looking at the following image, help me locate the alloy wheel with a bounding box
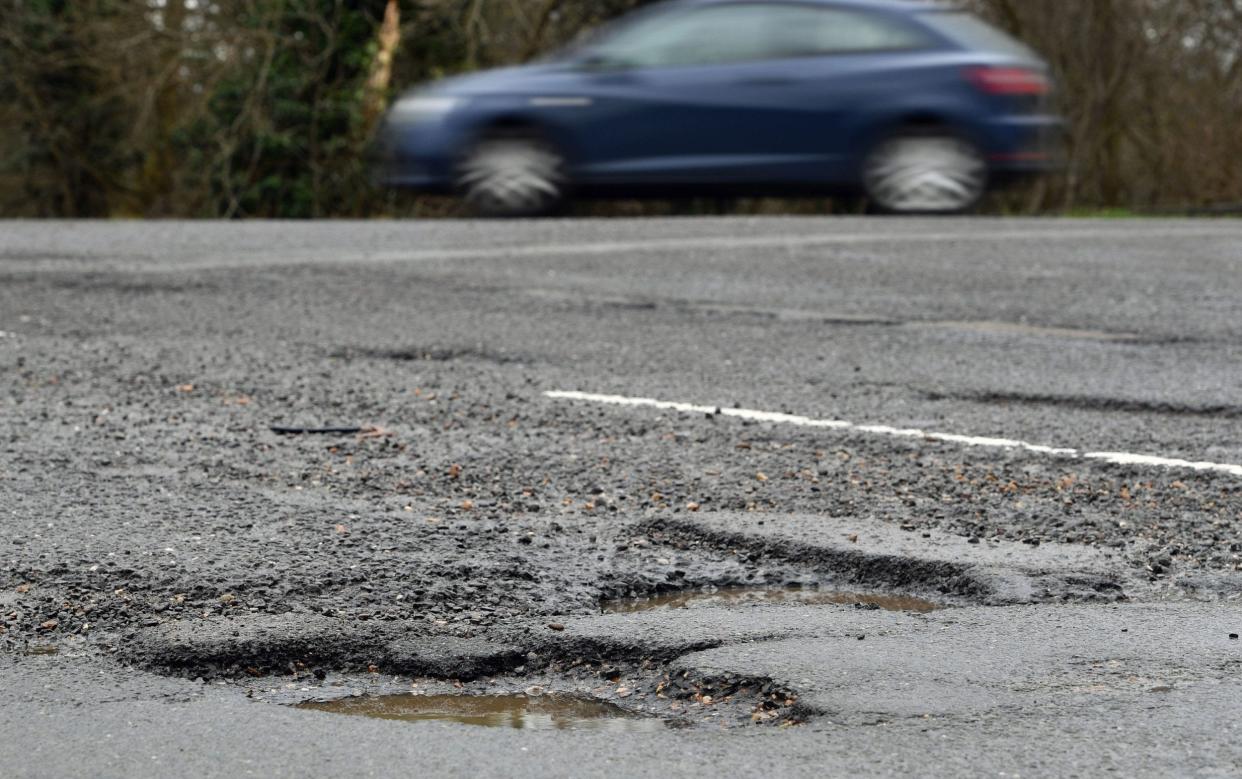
[457,137,566,217]
[863,135,987,214]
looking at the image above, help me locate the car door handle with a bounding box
[737,77,796,87]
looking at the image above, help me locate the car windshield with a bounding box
[577,3,933,69]
[919,11,1038,59]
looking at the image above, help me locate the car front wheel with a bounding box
[456,133,567,218]
[863,132,987,215]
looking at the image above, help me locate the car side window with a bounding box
[589,5,774,69]
[763,6,933,57]
[588,3,932,70]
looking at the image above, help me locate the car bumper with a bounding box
[372,117,462,192]
[982,115,1066,175]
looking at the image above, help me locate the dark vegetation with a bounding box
[2,0,1239,217]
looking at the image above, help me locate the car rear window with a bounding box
[920,11,1037,59]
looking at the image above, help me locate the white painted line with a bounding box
[330,226,1242,268]
[545,390,1242,478]
[9,224,1241,275]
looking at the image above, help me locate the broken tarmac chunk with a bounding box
[122,613,372,677]
[270,425,363,436]
[382,635,524,678]
[641,512,1129,605]
[123,614,521,681]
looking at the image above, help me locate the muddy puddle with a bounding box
[602,586,940,614]
[296,693,667,732]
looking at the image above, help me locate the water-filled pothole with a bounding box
[602,586,940,614]
[296,693,667,732]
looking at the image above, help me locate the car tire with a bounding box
[456,132,567,218]
[862,130,988,215]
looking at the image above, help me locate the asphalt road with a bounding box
[2,218,1241,777]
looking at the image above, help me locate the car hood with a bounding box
[416,62,577,98]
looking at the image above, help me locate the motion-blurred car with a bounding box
[377,0,1061,216]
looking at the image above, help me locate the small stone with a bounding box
[524,686,545,697]
[1230,633,1239,640]
[547,623,565,631]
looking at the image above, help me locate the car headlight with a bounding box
[388,96,464,123]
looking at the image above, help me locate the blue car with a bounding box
[378,0,1061,216]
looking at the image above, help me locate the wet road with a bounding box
[2,218,1241,777]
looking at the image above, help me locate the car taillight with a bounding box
[965,66,1050,96]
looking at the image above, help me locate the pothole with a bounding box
[602,586,941,614]
[21,644,60,656]
[295,692,668,732]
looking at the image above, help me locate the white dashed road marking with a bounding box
[6,224,1242,274]
[545,390,1242,478]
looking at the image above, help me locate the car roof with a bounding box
[674,0,944,14]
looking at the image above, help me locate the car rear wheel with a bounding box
[456,133,567,218]
[863,132,987,215]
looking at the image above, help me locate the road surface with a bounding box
[2,218,1241,777]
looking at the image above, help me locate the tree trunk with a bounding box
[361,0,402,137]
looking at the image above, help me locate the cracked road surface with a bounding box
[2,218,1241,777]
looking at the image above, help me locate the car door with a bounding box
[563,2,937,186]
[563,2,798,185]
